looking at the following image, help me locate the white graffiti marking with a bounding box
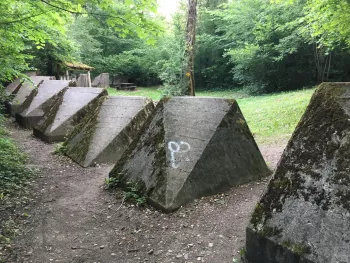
[168,141,191,168]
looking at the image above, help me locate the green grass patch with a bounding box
[108,86,315,144]
[107,86,250,101]
[107,86,162,101]
[237,89,314,144]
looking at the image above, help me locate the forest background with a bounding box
[1,0,350,98]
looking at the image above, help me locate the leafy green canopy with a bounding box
[302,0,350,48]
[2,0,350,95]
[205,0,350,93]
[0,0,159,84]
[69,15,165,85]
[68,3,188,89]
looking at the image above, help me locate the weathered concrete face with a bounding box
[246,83,350,263]
[5,71,38,96]
[16,80,70,128]
[92,73,110,88]
[109,97,269,212]
[77,74,89,87]
[33,87,107,143]
[64,96,155,167]
[6,76,55,116]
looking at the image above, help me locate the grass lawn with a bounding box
[108,87,162,101]
[107,86,250,100]
[238,89,314,144]
[108,86,315,144]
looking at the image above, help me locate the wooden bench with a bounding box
[118,83,137,91]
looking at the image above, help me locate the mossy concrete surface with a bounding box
[64,96,154,167]
[246,82,350,263]
[5,71,38,96]
[6,76,55,116]
[33,87,107,143]
[92,73,110,88]
[109,96,269,212]
[16,80,70,128]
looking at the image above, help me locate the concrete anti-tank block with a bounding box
[16,80,70,128]
[64,96,155,167]
[5,71,38,96]
[109,96,270,212]
[245,83,350,263]
[33,87,107,143]
[6,76,55,116]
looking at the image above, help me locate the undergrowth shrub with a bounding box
[160,83,187,97]
[0,109,37,262]
[105,178,146,206]
[0,117,35,198]
[0,85,6,108]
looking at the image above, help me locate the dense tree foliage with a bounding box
[1,0,350,95]
[0,0,158,84]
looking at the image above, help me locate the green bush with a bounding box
[0,113,37,262]
[0,116,36,199]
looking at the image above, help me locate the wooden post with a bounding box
[87,70,92,87]
[66,70,69,80]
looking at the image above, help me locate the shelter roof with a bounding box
[64,62,93,71]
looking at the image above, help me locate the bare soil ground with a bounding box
[4,119,286,263]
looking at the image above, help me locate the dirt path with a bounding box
[5,120,286,263]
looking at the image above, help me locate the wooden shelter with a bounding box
[61,62,94,87]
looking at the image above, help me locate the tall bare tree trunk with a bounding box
[184,0,198,96]
[314,44,332,83]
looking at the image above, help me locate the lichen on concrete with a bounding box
[34,90,65,135]
[63,97,104,162]
[109,96,269,212]
[64,96,155,167]
[109,99,167,199]
[246,82,350,263]
[33,88,107,143]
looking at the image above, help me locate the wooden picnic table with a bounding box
[118,83,137,91]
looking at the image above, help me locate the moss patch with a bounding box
[251,82,350,231]
[282,240,311,256]
[109,98,168,205]
[34,89,64,133]
[17,89,37,114]
[63,96,106,163]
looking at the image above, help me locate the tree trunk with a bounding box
[184,0,198,96]
[314,44,332,83]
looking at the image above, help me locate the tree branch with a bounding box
[40,0,149,31]
[40,0,85,15]
[0,12,45,25]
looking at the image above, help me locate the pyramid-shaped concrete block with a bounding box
[33,87,107,143]
[16,80,70,128]
[64,96,155,167]
[77,74,89,87]
[109,97,269,212]
[246,83,350,263]
[5,71,37,96]
[92,73,110,88]
[6,76,55,116]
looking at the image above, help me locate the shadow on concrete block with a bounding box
[245,83,350,263]
[16,80,70,128]
[109,96,270,212]
[64,96,155,167]
[6,76,55,116]
[33,87,107,143]
[5,71,38,96]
